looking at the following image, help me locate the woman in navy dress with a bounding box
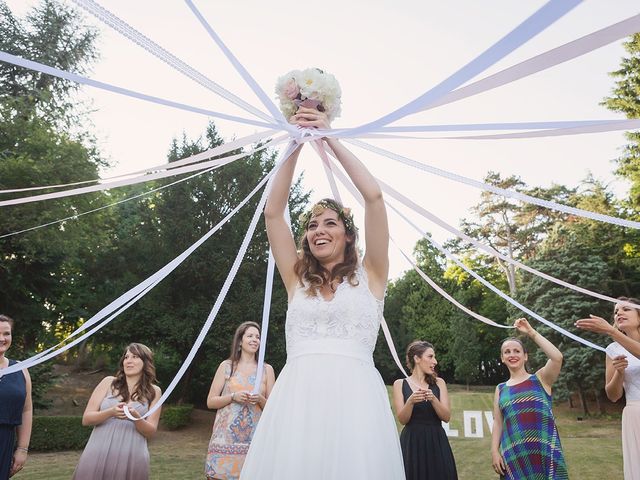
[0,314,33,479]
[393,340,458,480]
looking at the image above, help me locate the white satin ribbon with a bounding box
[424,13,640,112]
[123,141,297,421]
[0,51,277,130]
[0,144,296,378]
[71,0,274,123]
[331,0,580,137]
[184,0,291,130]
[320,149,511,330]
[377,178,640,310]
[0,135,289,206]
[0,129,276,198]
[386,201,606,351]
[347,139,640,230]
[323,146,604,350]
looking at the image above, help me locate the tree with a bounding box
[0,0,98,127]
[602,33,640,209]
[84,123,308,404]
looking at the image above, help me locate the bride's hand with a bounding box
[290,107,331,130]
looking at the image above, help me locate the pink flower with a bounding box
[283,78,300,100]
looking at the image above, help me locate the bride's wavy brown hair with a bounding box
[294,198,359,296]
[111,343,158,404]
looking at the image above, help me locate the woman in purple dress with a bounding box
[72,343,162,480]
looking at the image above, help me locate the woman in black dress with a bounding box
[392,340,458,480]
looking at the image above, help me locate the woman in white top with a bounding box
[576,296,640,480]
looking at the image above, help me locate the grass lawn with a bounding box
[14,385,623,479]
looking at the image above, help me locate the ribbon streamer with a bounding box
[348,139,640,230]
[124,141,297,420]
[0,129,278,195]
[0,51,277,130]
[377,179,640,310]
[0,144,297,377]
[387,201,606,351]
[71,0,274,123]
[0,135,289,206]
[184,0,291,129]
[334,0,580,137]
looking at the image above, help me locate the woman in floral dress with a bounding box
[205,322,275,480]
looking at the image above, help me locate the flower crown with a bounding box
[275,68,342,121]
[298,199,356,236]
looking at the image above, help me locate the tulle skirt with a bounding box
[240,352,405,480]
[622,401,640,480]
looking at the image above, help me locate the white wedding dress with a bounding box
[240,266,405,480]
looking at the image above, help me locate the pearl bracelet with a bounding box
[16,447,28,453]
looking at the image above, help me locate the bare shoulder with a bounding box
[393,378,404,389]
[152,384,162,398]
[436,377,447,387]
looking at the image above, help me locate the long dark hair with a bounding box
[111,343,157,404]
[406,340,437,386]
[614,296,640,336]
[228,321,260,377]
[294,198,359,296]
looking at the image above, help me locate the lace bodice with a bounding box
[285,266,383,362]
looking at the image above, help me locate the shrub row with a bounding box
[160,404,194,430]
[31,416,91,451]
[29,405,194,451]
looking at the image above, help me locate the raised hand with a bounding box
[290,107,331,130]
[611,354,628,374]
[513,318,535,337]
[575,315,615,335]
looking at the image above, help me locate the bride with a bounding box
[240,106,405,479]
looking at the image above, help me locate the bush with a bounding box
[31,416,91,451]
[161,404,193,430]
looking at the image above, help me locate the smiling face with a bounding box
[414,347,438,376]
[501,340,528,372]
[305,208,350,265]
[614,302,640,335]
[0,321,11,358]
[241,326,260,354]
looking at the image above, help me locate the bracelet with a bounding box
[16,447,28,453]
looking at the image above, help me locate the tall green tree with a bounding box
[602,32,640,209]
[0,1,108,352]
[85,124,308,404]
[0,0,98,127]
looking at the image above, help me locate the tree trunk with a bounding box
[579,386,590,416]
[178,364,194,405]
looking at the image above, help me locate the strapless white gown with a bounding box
[240,266,405,479]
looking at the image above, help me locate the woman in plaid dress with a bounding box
[490,318,568,480]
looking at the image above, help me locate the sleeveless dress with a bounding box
[205,361,266,479]
[0,359,26,480]
[606,342,640,480]
[399,379,457,480]
[72,392,151,480]
[240,266,405,479]
[497,374,568,480]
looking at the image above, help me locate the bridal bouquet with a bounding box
[275,68,342,121]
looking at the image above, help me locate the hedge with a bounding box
[31,416,91,451]
[161,404,193,430]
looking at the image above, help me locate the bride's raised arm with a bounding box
[264,145,303,296]
[324,137,389,294]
